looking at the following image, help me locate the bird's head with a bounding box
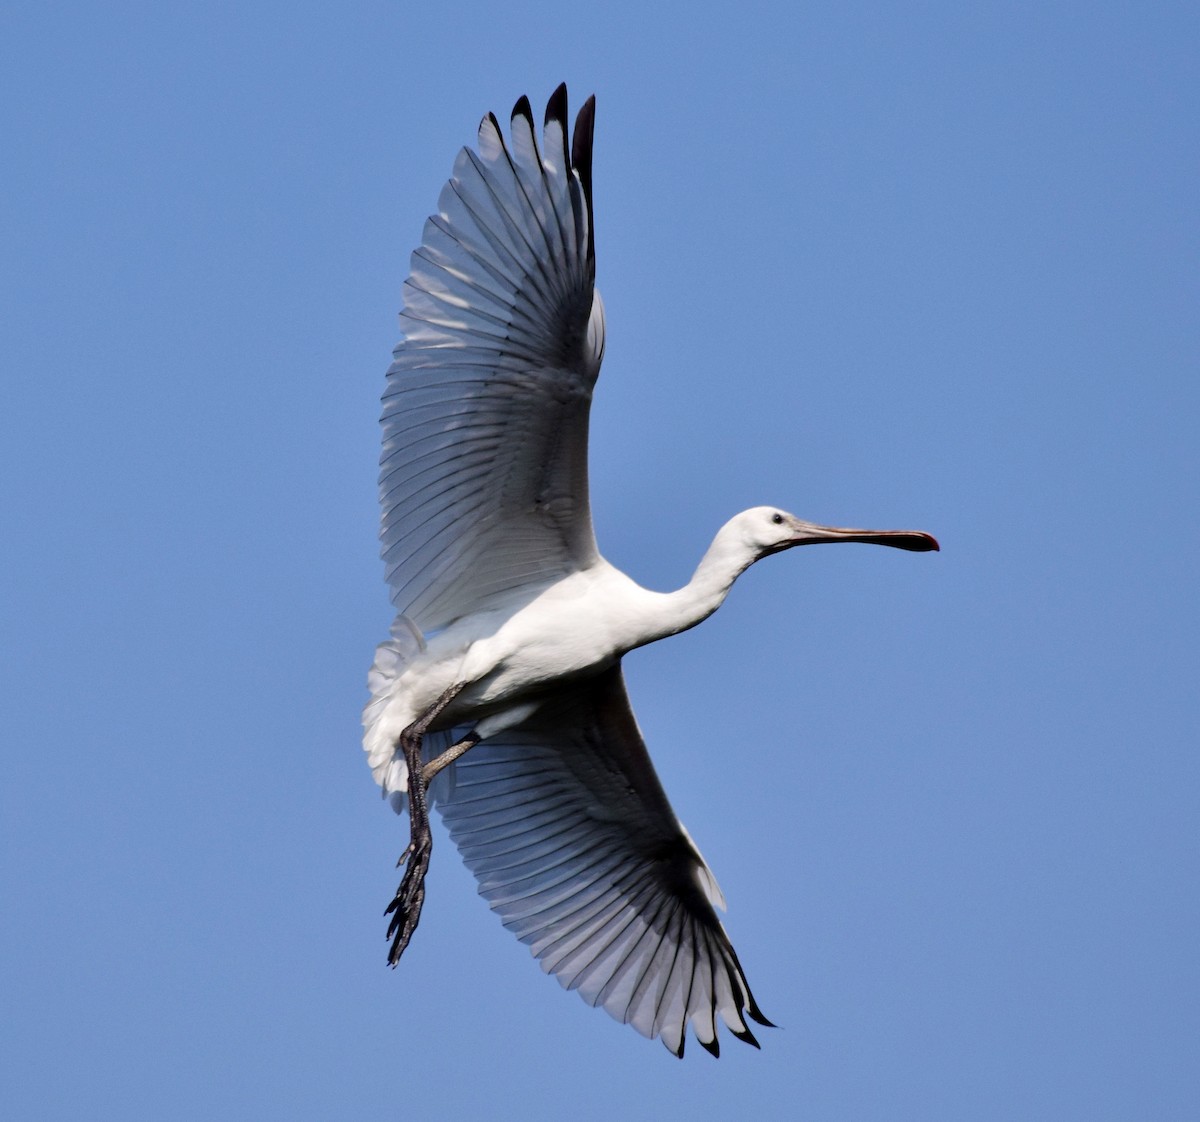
[734,506,940,560]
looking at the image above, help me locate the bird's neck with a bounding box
[633,532,756,648]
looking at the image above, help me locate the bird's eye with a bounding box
[771,513,783,524]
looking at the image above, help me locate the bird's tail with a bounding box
[363,616,426,804]
[363,616,458,814]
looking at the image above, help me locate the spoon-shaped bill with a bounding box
[793,522,940,552]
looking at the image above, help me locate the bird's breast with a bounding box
[440,571,630,714]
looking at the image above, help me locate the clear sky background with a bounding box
[3,2,1197,1118]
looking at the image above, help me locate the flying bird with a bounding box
[364,84,938,1057]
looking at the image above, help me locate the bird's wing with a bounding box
[381,85,605,632]
[433,664,772,1058]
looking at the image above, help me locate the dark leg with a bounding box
[384,684,469,966]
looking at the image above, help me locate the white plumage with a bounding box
[364,85,937,1057]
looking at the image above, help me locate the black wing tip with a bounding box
[482,110,505,152]
[748,1002,777,1029]
[511,94,534,126]
[570,93,597,264]
[698,1033,721,1059]
[545,82,568,128]
[571,94,596,177]
[493,86,594,184]
[729,1023,763,1050]
[544,84,571,169]
[741,977,776,1029]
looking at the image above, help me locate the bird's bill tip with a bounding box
[877,530,939,552]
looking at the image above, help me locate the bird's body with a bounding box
[364,85,937,1057]
[366,562,634,777]
[366,509,833,787]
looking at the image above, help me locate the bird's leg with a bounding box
[384,683,467,966]
[421,730,482,783]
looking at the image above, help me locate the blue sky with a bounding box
[3,1,1197,1118]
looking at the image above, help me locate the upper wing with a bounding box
[434,664,772,1057]
[381,86,606,631]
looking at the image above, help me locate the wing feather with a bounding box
[381,85,604,630]
[435,665,772,1056]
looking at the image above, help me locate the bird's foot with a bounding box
[385,828,432,966]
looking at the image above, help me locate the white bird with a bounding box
[364,85,938,1058]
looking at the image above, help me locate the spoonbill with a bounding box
[364,84,938,1058]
